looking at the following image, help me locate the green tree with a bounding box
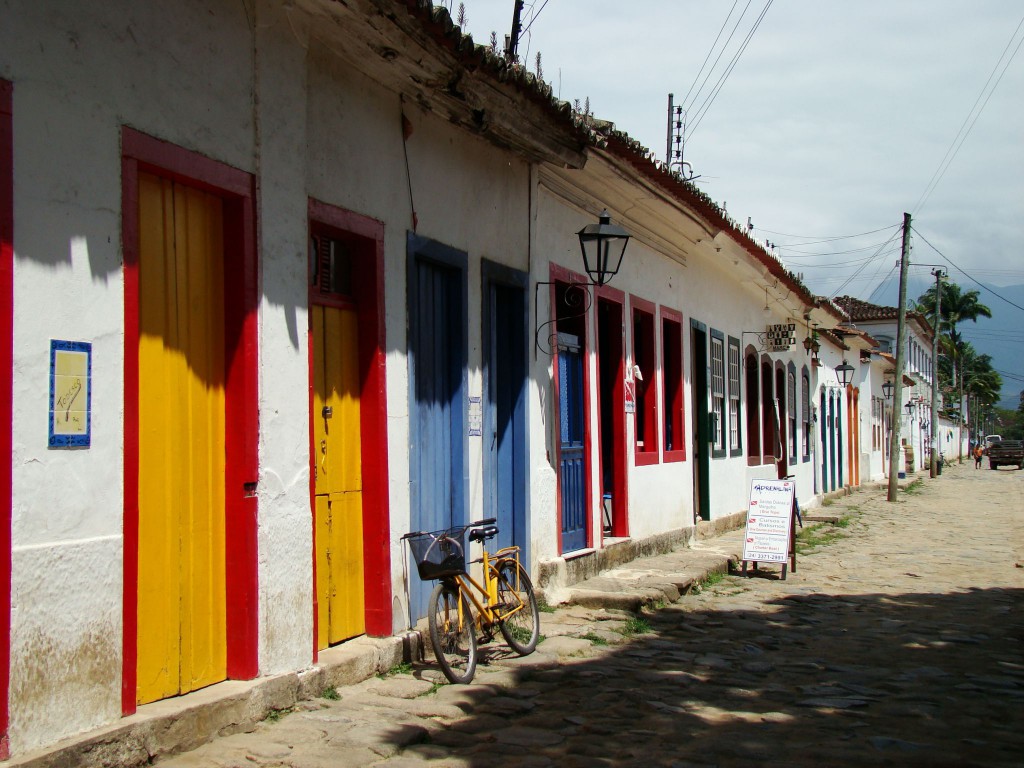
[917,281,993,459]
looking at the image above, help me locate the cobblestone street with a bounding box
[162,465,1023,768]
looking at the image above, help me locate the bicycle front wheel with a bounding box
[496,561,540,655]
[428,582,477,684]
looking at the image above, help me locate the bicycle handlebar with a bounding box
[400,519,496,540]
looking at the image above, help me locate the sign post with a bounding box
[741,479,796,579]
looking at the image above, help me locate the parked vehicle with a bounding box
[988,439,1023,470]
[983,434,1002,454]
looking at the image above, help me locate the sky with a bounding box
[452,0,1024,406]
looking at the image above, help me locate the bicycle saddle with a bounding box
[469,525,499,542]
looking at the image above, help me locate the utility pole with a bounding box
[930,268,945,478]
[887,212,912,502]
[505,0,524,62]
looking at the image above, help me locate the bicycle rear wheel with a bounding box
[428,582,477,684]
[496,561,540,655]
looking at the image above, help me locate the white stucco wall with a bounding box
[2,0,259,752]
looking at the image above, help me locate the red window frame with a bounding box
[660,307,685,462]
[630,295,658,466]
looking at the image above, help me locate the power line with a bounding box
[518,0,550,38]
[913,227,1024,314]
[759,224,900,245]
[682,0,752,116]
[679,0,741,110]
[688,0,775,138]
[779,238,904,258]
[912,14,1024,215]
[827,227,904,299]
[867,262,900,303]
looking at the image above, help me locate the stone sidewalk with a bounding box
[8,476,923,768]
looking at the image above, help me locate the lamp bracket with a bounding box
[534,281,595,356]
[741,330,769,353]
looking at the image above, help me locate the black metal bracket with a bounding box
[534,281,595,356]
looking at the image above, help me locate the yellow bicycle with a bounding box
[402,518,539,683]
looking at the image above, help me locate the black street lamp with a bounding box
[882,379,894,400]
[835,359,855,387]
[577,210,630,287]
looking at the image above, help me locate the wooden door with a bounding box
[690,324,710,522]
[486,280,528,556]
[557,333,587,552]
[136,172,227,703]
[408,249,465,619]
[312,303,365,648]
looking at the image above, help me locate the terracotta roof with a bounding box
[834,296,900,321]
[393,1,590,155]
[386,2,848,320]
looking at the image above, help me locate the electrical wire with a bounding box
[679,0,742,110]
[758,224,900,244]
[827,227,903,299]
[912,14,1024,215]
[867,262,900,303]
[519,0,550,38]
[913,227,1024,314]
[688,0,775,138]
[778,238,904,258]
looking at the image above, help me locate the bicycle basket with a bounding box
[405,528,467,580]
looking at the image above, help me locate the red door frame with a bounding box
[307,199,391,651]
[121,128,259,715]
[595,284,627,542]
[0,78,14,759]
[550,263,592,554]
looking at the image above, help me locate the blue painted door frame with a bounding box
[481,260,529,563]
[406,234,468,620]
[557,332,587,553]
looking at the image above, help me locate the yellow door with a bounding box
[136,172,227,704]
[312,304,365,648]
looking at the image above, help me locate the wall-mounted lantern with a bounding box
[835,359,855,387]
[535,210,631,355]
[882,379,894,400]
[577,210,630,287]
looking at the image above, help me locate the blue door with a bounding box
[557,332,587,553]
[407,236,466,620]
[484,270,528,559]
[820,392,828,492]
[828,394,837,491]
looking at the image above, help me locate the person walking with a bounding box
[974,443,984,468]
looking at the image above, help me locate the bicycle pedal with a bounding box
[479,632,495,645]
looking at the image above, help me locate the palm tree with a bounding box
[916,282,993,460]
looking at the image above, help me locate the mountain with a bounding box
[848,277,1024,410]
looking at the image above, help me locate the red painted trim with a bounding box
[120,152,140,716]
[595,285,628,540]
[549,263,593,553]
[0,78,14,757]
[630,294,659,467]
[744,346,762,467]
[121,128,259,715]
[308,200,392,638]
[660,306,686,464]
[218,178,260,682]
[308,323,318,662]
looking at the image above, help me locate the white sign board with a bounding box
[742,479,795,564]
